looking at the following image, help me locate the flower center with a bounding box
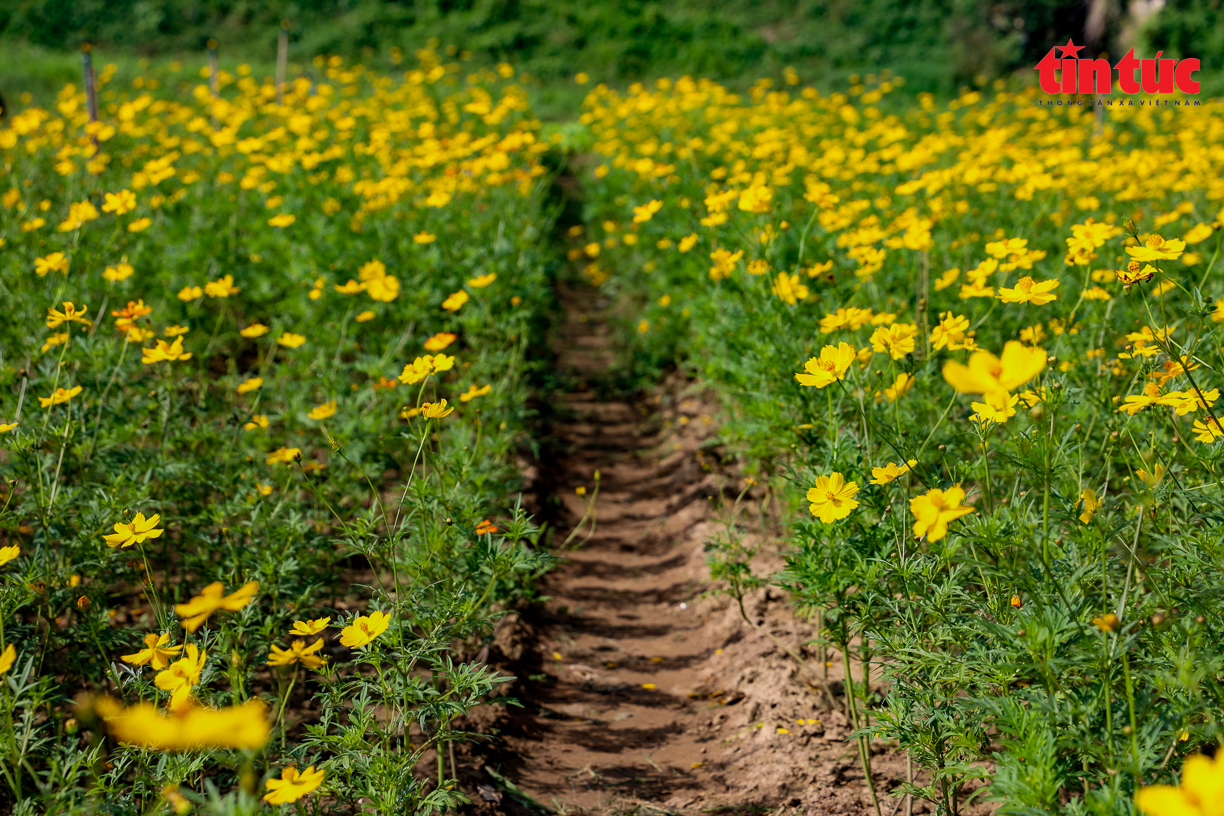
[817,360,835,371]
[1015,276,1034,292]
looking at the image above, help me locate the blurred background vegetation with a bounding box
[0,0,1219,114]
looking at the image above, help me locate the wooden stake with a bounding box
[207,38,219,129]
[81,43,98,123]
[276,22,289,104]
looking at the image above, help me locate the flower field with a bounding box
[2,43,1224,816]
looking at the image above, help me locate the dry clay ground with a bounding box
[457,282,989,816]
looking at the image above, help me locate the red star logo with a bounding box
[1057,38,1085,59]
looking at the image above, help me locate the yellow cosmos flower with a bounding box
[1127,234,1186,262]
[942,342,1045,400]
[91,696,270,751]
[355,310,376,322]
[0,421,16,433]
[122,633,184,670]
[267,639,326,670]
[277,332,306,348]
[998,276,1060,305]
[177,286,203,301]
[0,644,14,675]
[929,312,974,351]
[442,290,470,312]
[240,323,270,338]
[268,213,296,227]
[771,272,809,305]
[910,486,975,542]
[308,402,337,420]
[266,447,301,465]
[264,766,325,805]
[34,252,70,276]
[40,385,83,408]
[460,383,492,402]
[366,275,400,302]
[1079,488,1100,524]
[103,512,164,549]
[164,325,189,338]
[971,391,1020,424]
[102,190,137,215]
[340,610,391,648]
[413,231,436,243]
[1136,752,1224,816]
[795,343,856,388]
[0,545,20,566]
[1193,417,1224,443]
[204,274,241,298]
[869,459,917,485]
[633,199,664,223]
[869,323,918,360]
[468,273,497,288]
[806,473,860,523]
[141,336,192,364]
[1093,613,1120,632]
[421,399,454,419]
[103,262,134,282]
[128,217,152,232]
[398,354,455,385]
[175,581,259,633]
[1138,463,1165,488]
[237,377,263,394]
[880,372,914,402]
[244,414,270,431]
[155,644,207,711]
[46,302,93,329]
[290,617,331,637]
[334,279,365,295]
[424,332,457,351]
[678,233,698,252]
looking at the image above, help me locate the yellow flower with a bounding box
[460,384,492,403]
[869,323,918,360]
[880,372,915,402]
[929,312,974,351]
[366,275,400,302]
[1137,752,1224,816]
[308,401,337,420]
[290,617,331,637]
[277,332,306,348]
[421,399,454,419]
[467,273,497,288]
[942,342,1046,401]
[142,336,193,365]
[442,290,470,312]
[268,213,296,227]
[340,610,391,648]
[1127,234,1186,262]
[91,696,270,751]
[1193,417,1224,444]
[910,486,975,542]
[771,272,810,305]
[128,217,152,232]
[805,473,860,523]
[266,447,301,465]
[103,262,135,282]
[267,639,326,670]
[244,414,270,431]
[1138,463,1165,488]
[795,343,856,388]
[174,581,259,633]
[34,252,70,276]
[1093,613,1119,632]
[0,422,15,434]
[737,184,772,213]
[102,190,137,215]
[1079,488,1100,524]
[46,302,93,330]
[997,276,1060,305]
[971,392,1020,424]
[398,354,454,385]
[0,545,19,566]
[413,231,436,243]
[355,310,376,322]
[424,332,457,351]
[177,286,203,301]
[164,325,189,338]
[0,644,14,675]
[869,459,917,485]
[264,766,325,805]
[104,512,164,549]
[633,199,663,223]
[39,385,83,408]
[708,248,743,280]
[678,233,698,252]
[237,377,263,394]
[155,644,207,711]
[334,279,366,295]
[122,633,184,670]
[240,323,270,338]
[204,274,240,298]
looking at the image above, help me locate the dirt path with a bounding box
[475,283,921,815]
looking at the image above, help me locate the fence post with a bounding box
[276,22,289,104]
[81,42,99,123]
[208,38,219,128]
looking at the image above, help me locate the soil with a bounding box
[463,282,955,816]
